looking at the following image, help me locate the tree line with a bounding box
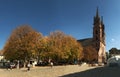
[108,48,120,58]
[3,25,98,65]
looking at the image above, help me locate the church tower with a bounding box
[93,8,106,64]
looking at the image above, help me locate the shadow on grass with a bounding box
[60,66,120,77]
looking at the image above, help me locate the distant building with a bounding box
[78,8,106,64]
[0,50,4,61]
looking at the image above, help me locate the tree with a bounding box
[36,36,48,62]
[106,52,110,60]
[83,46,98,63]
[42,31,83,64]
[109,48,120,57]
[3,25,43,62]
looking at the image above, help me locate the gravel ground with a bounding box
[0,64,118,77]
[0,64,95,77]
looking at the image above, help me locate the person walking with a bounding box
[50,62,53,68]
[27,63,31,71]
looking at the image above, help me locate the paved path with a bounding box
[0,64,119,77]
[0,64,95,77]
[61,65,120,77]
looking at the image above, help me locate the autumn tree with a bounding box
[42,31,83,64]
[36,36,49,62]
[83,46,98,63]
[3,25,43,62]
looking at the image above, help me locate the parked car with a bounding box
[36,61,49,66]
[10,63,16,68]
[109,63,119,67]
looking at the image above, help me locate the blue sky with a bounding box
[0,0,120,51]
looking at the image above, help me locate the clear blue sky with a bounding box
[0,0,119,51]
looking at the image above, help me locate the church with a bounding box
[78,8,106,64]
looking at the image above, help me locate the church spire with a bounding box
[94,7,100,25]
[96,7,99,18]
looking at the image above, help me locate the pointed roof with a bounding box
[96,7,100,18]
[94,7,101,25]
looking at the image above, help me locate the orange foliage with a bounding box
[3,25,43,61]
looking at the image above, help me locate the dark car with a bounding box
[109,63,119,67]
[36,61,49,66]
[10,63,16,68]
